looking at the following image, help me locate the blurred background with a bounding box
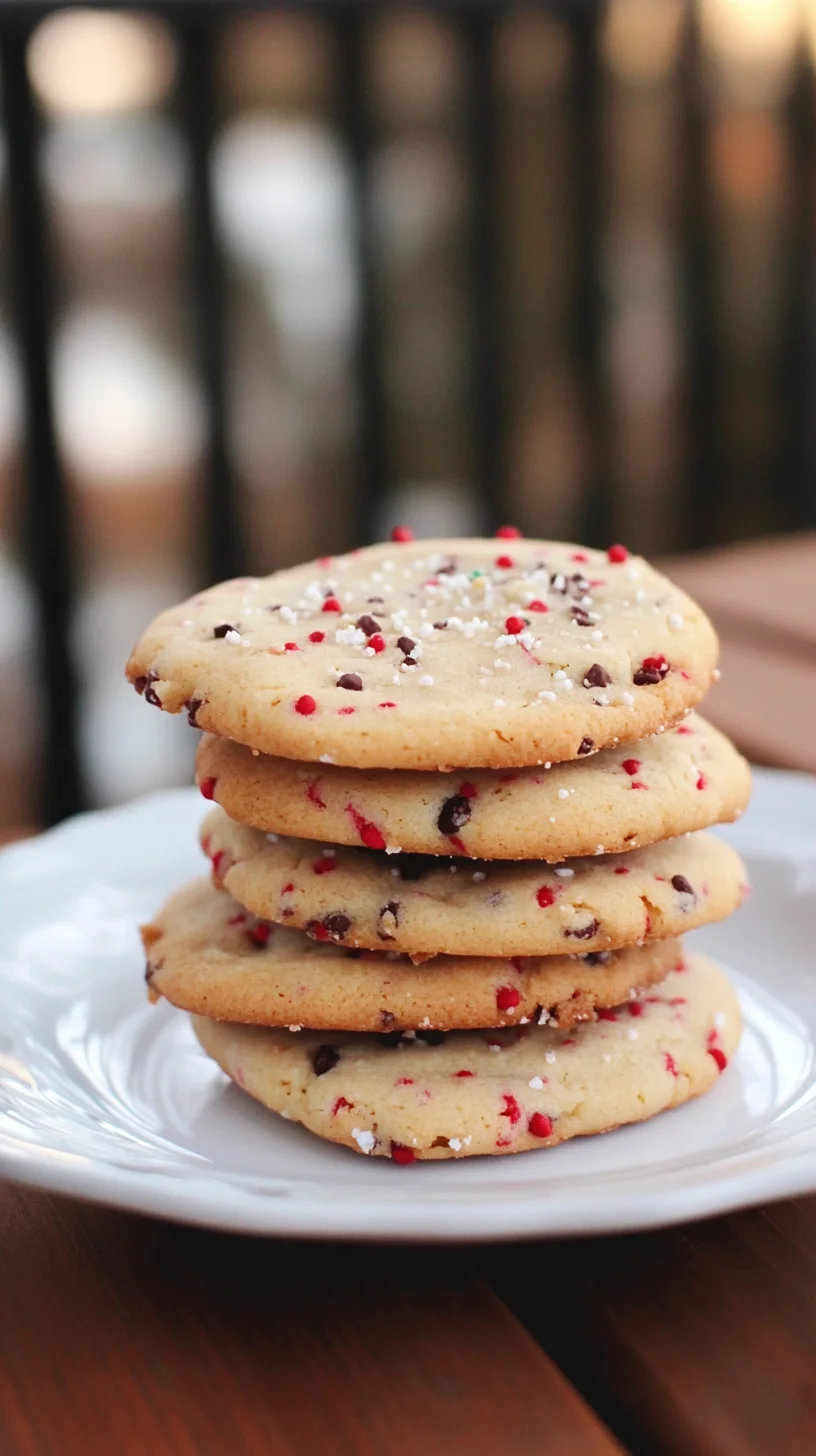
[1,0,815,830]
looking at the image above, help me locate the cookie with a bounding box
[197,712,750,861]
[191,953,741,1159]
[143,877,685,1031]
[127,536,718,769]
[201,811,747,957]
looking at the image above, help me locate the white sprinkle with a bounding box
[591,629,603,641]
[670,613,685,629]
[472,871,487,883]
[538,1009,552,1025]
[557,788,569,800]
[336,625,366,646]
[621,691,634,706]
[554,866,574,878]
[319,754,335,764]
[351,1128,376,1154]
[714,1010,727,1029]
[266,832,279,843]
[560,678,574,691]
[487,1042,502,1052]
[182,618,194,628]
[420,621,434,637]
[493,698,505,707]
[385,845,402,855]
[553,669,567,681]
[627,1027,639,1040]
[400,661,416,673]
[544,1050,557,1064]
[225,628,242,644]
[595,845,605,854]
[448,1138,463,1151]
[279,605,297,623]
[548,815,556,823]
[287,1023,303,1032]
[419,675,434,687]
[602,1053,611,1063]
[494,658,511,670]
[538,690,557,702]
[392,674,400,685]
[528,1076,545,1090]
[635,588,647,604]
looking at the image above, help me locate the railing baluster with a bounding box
[332,7,389,548]
[177,16,243,584]
[0,21,84,824]
[461,9,504,534]
[568,3,611,548]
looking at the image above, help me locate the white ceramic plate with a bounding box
[0,770,814,1241]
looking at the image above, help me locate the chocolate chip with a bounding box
[337,673,363,691]
[671,874,695,897]
[367,595,385,604]
[415,1029,446,1045]
[356,614,381,636]
[397,636,416,655]
[265,603,281,612]
[377,900,401,941]
[184,697,202,726]
[437,794,472,837]
[568,573,591,598]
[583,663,612,688]
[437,557,457,575]
[213,623,237,638]
[565,918,600,940]
[323,912,351,940]
[144,681,162,708]
[134,669,157,696]
[144,962,154,983]
[577,737,594,755]
[312,1045,340,1076]
[433,620,448,630]
[376,1030,403,1048]
[633,667,663,685]
[572,607,593,627]
[402,656,417,667]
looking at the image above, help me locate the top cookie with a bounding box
[126,537,718,769]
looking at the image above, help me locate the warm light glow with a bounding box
[28,10,174,115]
[603,0,685,86]
[701,0,801,105]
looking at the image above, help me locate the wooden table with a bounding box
[2,534,815,1456]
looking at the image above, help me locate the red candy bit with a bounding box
[528,1112,554,1139]
[391,1143,416,1164]
[284,641,299,652]
[670,995,687,1005]
[614,866,630,876]
[378,701,397,709]
[495,554,514,569]
[454,1069,475,1078]
[391,524,414,542]
[528,599,549,612]
[496,985,522,1011]
[306,780,326,808]
[211,849,227,878]
[448,835,468,855]
[396,1077,414,1086]
[501,1093,522,1124]
[337,707,356,716]
[308,630,326,643]
[571,551,589,564]
[597,1008,618,1021]
[332,1096,352,1116]
[627,1001,644,1017]
[317,556,332,569]
[295,694,316,716]
[199,776,216,800]
[505,615,526,635]
[708,1047,728,1072]
[631,781,648,791]
[496,524,522,539]
[496,1136,512,1148]
[459,781,478,799]
[313,857,336,875]
[369,633,386,653]
[281,882,295,894]
[247,923,272,948]
[536,885,557,909]
[676,724,693,735]
[322,596,342,613]
[664,1052,679,1078]
[621,758,641,776]
[607,543,629,563]
[346,803,387,851]
[696,773,707,791]
[509,956,525,972]
[227,910,246,926]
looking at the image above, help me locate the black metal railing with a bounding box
[1,1,815,827]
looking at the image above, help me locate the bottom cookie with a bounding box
[192,953,741,1161]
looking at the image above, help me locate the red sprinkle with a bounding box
[708,1047,727,1072]
[347,804,387,851]
[448,835,468,855]
[614,866,630,875]
[284,641,299,652]
[295,694,316,716]
[528,1112,553,1139]
[505,615,526,636]
[664,1053,679,1077]
[306,780,326,808]
[226,911,246,926]
[621,758,641,776]
[211,849,226,877]
[308,630,326,643]
[496,985,522,1011]
[313,857,336,875]
[631,781,648,791]
[337,707,356,715]
[391,525,414,543]
[281,883,295,894]
[391,1143,415,1164]
[369,634,386,653]
[696,773,707,791]
[248,923,271,948]
[459,781,478,799]
[496,525,522,538]
[495,554,514,569]
[199,777,216,800]
[501,1094,522,1124]
[322,596,342,613]
[332,1097,352,1116]
[454,1069,475,1078]
[528,600,549,612]
[642,655,668,673]
[676,725,693,735]
[597,1008,618,1021]
[317,556,332,569]
[378,701,397,708]
[670,995,687,1005]
[396,1078,414,1087]
[608,543,629,563]
[571,551,589,563]
[628,1001,644,1017]
[536,886,557,909]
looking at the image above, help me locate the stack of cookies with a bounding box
[130,533,750,1162]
